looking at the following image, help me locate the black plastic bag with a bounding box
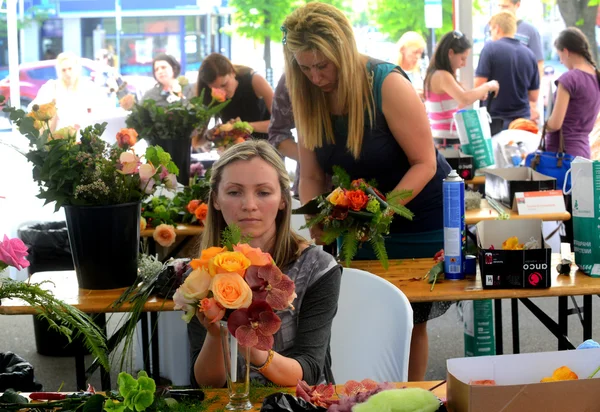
[154,258,191,299]
[260,393,327,412]
[0,352,43,392]
[17,221,73,275]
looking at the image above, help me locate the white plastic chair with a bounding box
[330,268,413,383]
[290,198,312,241]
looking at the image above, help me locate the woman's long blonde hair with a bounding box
[199,140,305,268]
[55,52,81,90]
[282,2,374,159]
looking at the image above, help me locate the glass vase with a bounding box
[219,320,252,411]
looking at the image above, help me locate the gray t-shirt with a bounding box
[188,245,342,386]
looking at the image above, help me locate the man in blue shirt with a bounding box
[476,11,540,130]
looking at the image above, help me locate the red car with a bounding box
[0,58,128,109]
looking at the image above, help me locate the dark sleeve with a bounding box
[530,56,540,90]
[475,45,493,78]
[187,315,208,388]
[267,75,296,150]
[286,265,342,385]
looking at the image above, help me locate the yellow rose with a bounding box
[210,272,252,309]
[51,126,76,141]
[180,268,212,300]
[190,246,227,271]
[209,251,251,277]
[31,102,57,121]
[326,187,349,207]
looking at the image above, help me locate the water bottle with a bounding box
[443,170,466,280]
[503,141,522,167]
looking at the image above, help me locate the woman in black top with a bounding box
[196,53,273,139]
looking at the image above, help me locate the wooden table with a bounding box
[140,224,203,262]
[352,253,598,355]
[140,224,203,238]
[465,199,571,224]
[202,381,446,411]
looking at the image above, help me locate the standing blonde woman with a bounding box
[30,52,109,131]
[397,31,427,97]
[282,2,452,381]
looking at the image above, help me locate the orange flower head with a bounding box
[210,272,252,309]
[186,199,201,214]
[326,187,349,208]
[116,128,138,148]
[209,251,251,277]
[119,94,135,111]
[153,224,176,247]
[233,243,273,266]
[194,203,208,222]
[31,101,57,121]
[191,246,227,271]
[346,189,369,211]
[541,366,578,382]
[211,88,227,102]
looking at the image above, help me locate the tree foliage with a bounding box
[556,0,599,63]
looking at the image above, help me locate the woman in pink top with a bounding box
[424,31,499,146]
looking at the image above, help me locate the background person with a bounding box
[475,11,539,130]
[30,52,110,131]
[396,31,427,99]
[282,2,452,381]
[188,140,342,387]
[196,53,273,140]
[141,53,191,106]
[424,31,499,146]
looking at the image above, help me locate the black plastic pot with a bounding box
[159,139,191,185]
[64,202,140,290]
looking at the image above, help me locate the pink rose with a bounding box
[200,297,226,323]
[164,173,178,190]
[153,224,176,247]
[0,235,30,270]
[118,152,140,175]
[139,164,157,181]
[159,167,169,180]
[211,88,227,102]
[172,289,198,323]
[141,178,155,194]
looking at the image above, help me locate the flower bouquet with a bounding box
[207,119,254,152]
[1,95,180,289]
[292,167,414,269]
[173,225,295,410]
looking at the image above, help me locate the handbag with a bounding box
[525,123,574,192]
[486,92,504,136]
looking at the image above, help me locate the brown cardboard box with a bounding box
[447,348,600,412]
[476,220,552,289]
[484,167,556,208]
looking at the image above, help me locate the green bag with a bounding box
[569,157,600,277]
[453,108,496,170]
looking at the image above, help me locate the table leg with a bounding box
[558,296,568,351]
[511,299,520,354]
[494,299,503,355]
[141,313,150,373]
[75,351,86,390]
[150,312,160,383]
[519,297,575,350]
[583,295,592,341]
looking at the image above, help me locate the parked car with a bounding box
[0,58,142,110]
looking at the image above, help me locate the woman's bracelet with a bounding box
[251,349,274,373]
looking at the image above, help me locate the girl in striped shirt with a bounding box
[424,31,499,147]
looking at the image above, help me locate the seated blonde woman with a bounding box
[30,52,110,131]
[396,31,427,99]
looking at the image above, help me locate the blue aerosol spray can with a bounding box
[443,170,465,280]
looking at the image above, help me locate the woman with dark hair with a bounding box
[142,53,189,106]
[196,53,273,139]
[423,31,499,145]
[545,27,600,158]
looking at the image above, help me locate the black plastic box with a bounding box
[484,167,556,208]
[439,149,474,181]
[476,220,552,289]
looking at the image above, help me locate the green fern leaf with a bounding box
[340,230,359,267]
[303,214,325,229]
[320,227,346,245]
[332,166,352,189]
[222,224,243,250]
[369,236,389,270]
[387,203,415,220]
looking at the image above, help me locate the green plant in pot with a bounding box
[1,95,179,290]
[122,85,230,185]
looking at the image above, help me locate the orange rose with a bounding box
[209,251,251,277]
[346,189,369,211]
[119,94,135,111]
[179,268,212,300]
[326,187,349,207]
[210,272,252,309]
[31,101,57,121]
[116,128,138,148]
[187,199,201,214]
[234,137,246,145]
[194,203,208,222]
[199,297,226,323]
[140,216,147,231]
[233,243,273,266]
[190,246,227,271]
[211,88,227,103]
[153,224,176,247]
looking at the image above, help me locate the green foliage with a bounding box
[340,230,359,267]
[222,224,244,250]
[125,90,229,145]
[332,165,352,189]
[372,0,454,43]
[0,279,109,371]
[369,236,389,269]
[104,371,156,412]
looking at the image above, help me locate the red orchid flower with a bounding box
[227,301,282,350]
[340,379,379,396]
[296,380,337,408]
[245,264,295,310]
